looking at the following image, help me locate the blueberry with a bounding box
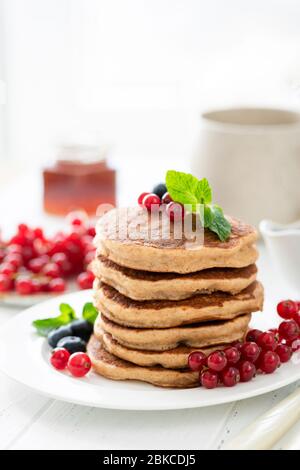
[47,325,73,348]
[152,183,167,199]
[70,319,93,341]
[57,336,86,354]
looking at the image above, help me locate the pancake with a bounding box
[92,256,258,300]
[95,207,258,273]
[100,331,244,369]
[87,334,199,388]
[93,280,263,328]
[97,312,251,351]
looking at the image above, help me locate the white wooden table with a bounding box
[0,170,299,450]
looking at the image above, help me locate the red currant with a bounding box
[277,300,298,319]
[0,248,5,263]
[31,279,43,294]
[292,311,300,327]
[84,251,95,266]
[9,235,26,246]
[42,262,61,278]
[238,360,256,382]
[166,202,184,221]
[50,348,70,370]
[278,320,300,342]
[224,346,241,365]
[288,338,300,352]
[33,227,44,239]
[18,223,29,235]
[81,235,94,247]
[268,328,279,335]
[28,257,47,274]
[220,367,240,387]
[82,243,95,256]
[0,262,16,276]
[275,344,292,363]
[87,226,96,238]
[188,351,206,371]
[15,278,34,295]
[4,253,23,269]
[257,332,278,351]
[207,351,227,372]
[246,329,263,343]
[7,244,23,254]
[259,350,280,374]
[77,271,95,290]
[0,274,13,292]
[231,341,243,351]
[71,218,83,227]
[200,369,219,389]
[241,342,261,362]
[51,252,71,274]
[22,246,36,262]
[138,192,149,206]
[67,352,91,377]
[162,192,172,204]
[68,231,82,244]
[49,278,66,293]
[67,211,87,228]
[142,193,161,211]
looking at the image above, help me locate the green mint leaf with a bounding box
[166,170,199,208]
[82,302,98,324]
[59,303,76,318]
[195,178,212,204]
[32,303,77,336]
[166,171,212,209]
[204,205,231,241]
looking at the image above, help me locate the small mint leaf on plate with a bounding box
[82,302,98,324]
[59,303,76,318]
[32,302,77,336]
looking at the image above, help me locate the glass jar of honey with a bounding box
[43,145,116,216]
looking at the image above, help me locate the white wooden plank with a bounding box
[9,401,234,450]
[0,372,52,449]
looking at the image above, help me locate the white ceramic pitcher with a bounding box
[191,107,300,227]
[260,219,300,295]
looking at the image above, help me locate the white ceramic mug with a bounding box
[191,107,300,227]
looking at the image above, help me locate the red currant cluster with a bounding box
[138,191,184,221]
[50,348,91,377]
[188,299,300,389]
[0,211,96,296]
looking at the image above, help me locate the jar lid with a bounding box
[57,144,108,164]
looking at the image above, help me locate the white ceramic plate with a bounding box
[0,290,300,410]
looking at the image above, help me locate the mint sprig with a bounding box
[32,303,77,336]
[32,302,99,336]
[165,170,231,241]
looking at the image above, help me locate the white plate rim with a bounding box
[0,290,300,411]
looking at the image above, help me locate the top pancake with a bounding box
[95,207,258,273]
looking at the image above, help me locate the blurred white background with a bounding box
[1,0,300,172]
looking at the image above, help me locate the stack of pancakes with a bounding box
[88,207,263,388]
